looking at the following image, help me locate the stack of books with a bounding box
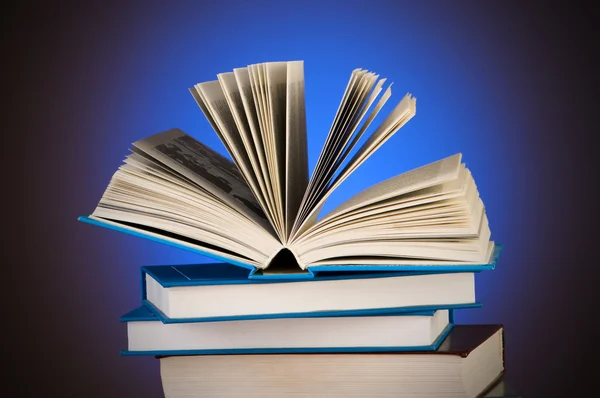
[81,61,514,397]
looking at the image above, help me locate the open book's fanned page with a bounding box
[290,154,494,269]
[191,78,278,236]
[284,61,309,239]
[90,128,281,268]
[82,61,498,277]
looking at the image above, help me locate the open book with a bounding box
[80,61,496,276]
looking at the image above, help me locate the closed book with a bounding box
[121,305,453,356]
[157,324,505,398]
[141,262,483,322]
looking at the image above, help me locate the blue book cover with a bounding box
[120,305,456,356]
[78,215,501,281]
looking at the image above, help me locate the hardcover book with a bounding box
[156,324,505,397]
[80,61,497,277]
[121,305,454,355]
[140,262,483,322]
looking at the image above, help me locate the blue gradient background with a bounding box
[6,1,596,397]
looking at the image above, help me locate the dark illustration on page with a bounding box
[155,136,265,219]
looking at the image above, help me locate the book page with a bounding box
[190,88,227,147]
[334,84,392,173]
[308,241,495,266]
[327,154,463,219]
[298,202,483,252]
[93,166,277,263]
[290,153,461,242]
[291,92,417,238]
[292,188,489,267]
[249,64,284,234]
[319,165,469,224]
[300,242,488,264]
[332,93,417,188]
[291,69,366,236]
[295,92,416,234]
[296,214,491,266]
[93,146,284,265]
[193,81,261,200]
[300,167,470,240]
[123,152,257,224]
[233,67,278,222]
[217,72,274,225]
[291,70,394,240]
[249,64,270,158]
[304,199,471,241]
[302,72,377,212]
[307,68,362,185]
[301,74,386,219]
[306,71,371,193]
[292,69,362,230]
[132,129,272,230]
[265,62,288,228]
[296,198,484,254]
[284,61,309,239]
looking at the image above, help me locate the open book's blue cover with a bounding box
[120,305,456,356]
[79,215,501,280]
